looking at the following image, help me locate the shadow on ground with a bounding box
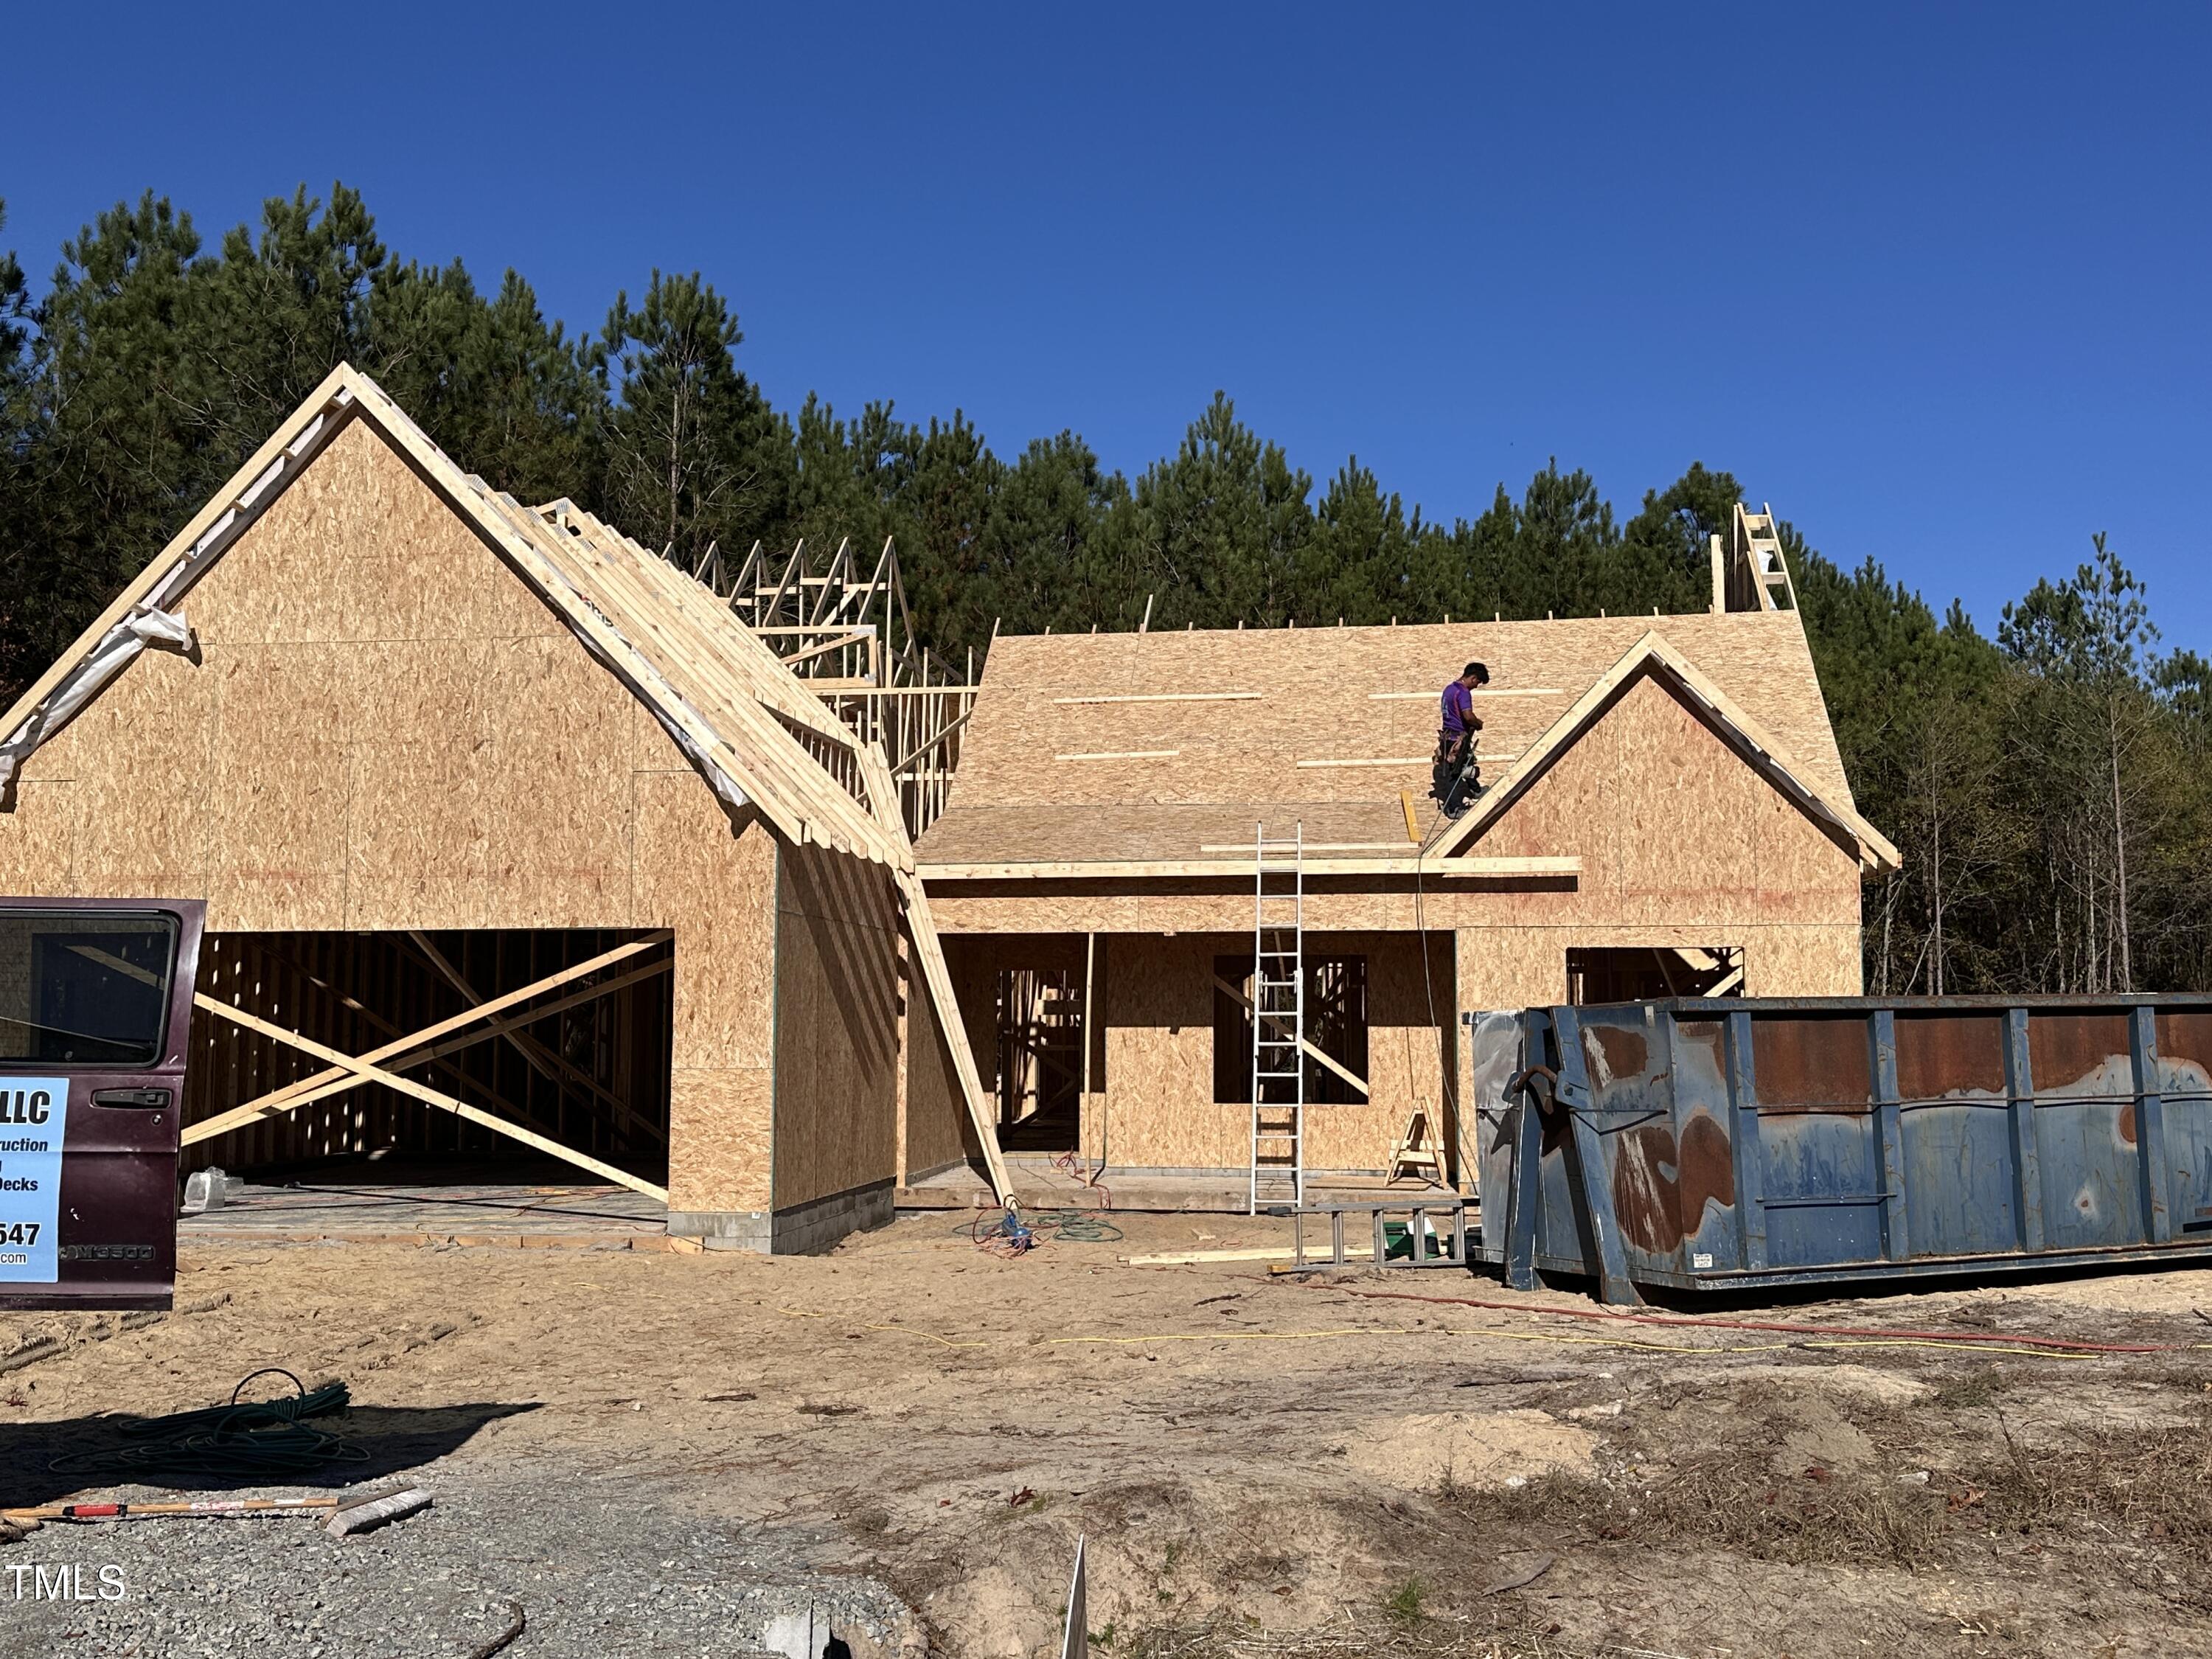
[1475,1253,2211,1315]
[1,1402,538,1506]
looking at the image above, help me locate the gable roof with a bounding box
[0,364,906,870]
[914,608,1881,871]
[1424,630,1902,872]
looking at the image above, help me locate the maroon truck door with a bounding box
[0,898,204,1312]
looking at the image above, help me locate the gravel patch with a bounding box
[0,1460,908,1658]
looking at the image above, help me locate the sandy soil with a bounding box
[6,1209,2212,1658]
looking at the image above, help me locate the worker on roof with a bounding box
[1431,660,1489,818]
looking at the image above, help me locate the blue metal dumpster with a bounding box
[1466,996,2212,1304]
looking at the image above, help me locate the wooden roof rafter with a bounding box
[721,534,947,692]
[520,495,897,863]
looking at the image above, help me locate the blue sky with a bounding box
[8,3,2206,650]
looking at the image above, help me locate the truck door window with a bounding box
[0,911,179,1065]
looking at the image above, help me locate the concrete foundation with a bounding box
[669,1178,895,1256]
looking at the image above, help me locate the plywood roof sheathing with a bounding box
[916,602,1884,873]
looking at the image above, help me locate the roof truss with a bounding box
[713,536,977,843]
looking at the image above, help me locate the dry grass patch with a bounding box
[1482,1450,1949,1569]
[1978,1405,2212,1595]
[1121,1611,1615,1658]
[1461,1383,2212,1596]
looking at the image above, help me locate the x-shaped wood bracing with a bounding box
[182,935,674,1202]
[403,931,664,1149]
[1211,973,1369,1099]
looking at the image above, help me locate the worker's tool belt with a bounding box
[1432,730,1481,813]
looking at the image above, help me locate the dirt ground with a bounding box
[6,1208,2212,1658]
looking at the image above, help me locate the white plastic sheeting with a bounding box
[0,605,195,792]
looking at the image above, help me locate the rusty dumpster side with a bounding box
[1467,995,2212,1304]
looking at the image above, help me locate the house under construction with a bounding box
[909,521,1901,1203]
[0,366,1005,1252]
[0,366,1899,1240]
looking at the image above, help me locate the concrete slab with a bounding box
[894,1156,1458,1214]
[177,1180,668,1248]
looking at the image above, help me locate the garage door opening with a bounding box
[181,929,673,1199]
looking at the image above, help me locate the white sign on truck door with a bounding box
[0,1077,69,1281]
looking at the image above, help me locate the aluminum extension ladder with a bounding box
[1248,822,1306,1213]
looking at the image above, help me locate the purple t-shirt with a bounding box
[1441,680,1475,735]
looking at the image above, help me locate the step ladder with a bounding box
[1727,501,1798,612]
[1249,822,1306,1214]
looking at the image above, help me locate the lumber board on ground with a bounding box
[1123,1245,1377,1265]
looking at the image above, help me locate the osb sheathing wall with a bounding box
[0,414,864,1217]
[1453,672,1865,998]
[770,840,902,1210]
[898,937,975,1182]
[1092,931,1453,1174]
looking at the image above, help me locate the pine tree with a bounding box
[1130,393,1315,630]
[28,192,209,676]
[897,411,1003,658]
[369,263,598,507]
[0,199,39,698]
[975,432,1128,638]
[1612,462,1741,616]
[597,271,782,567]
[1302,459,1421,627]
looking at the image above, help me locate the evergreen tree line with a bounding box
[1,187,2205,991]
